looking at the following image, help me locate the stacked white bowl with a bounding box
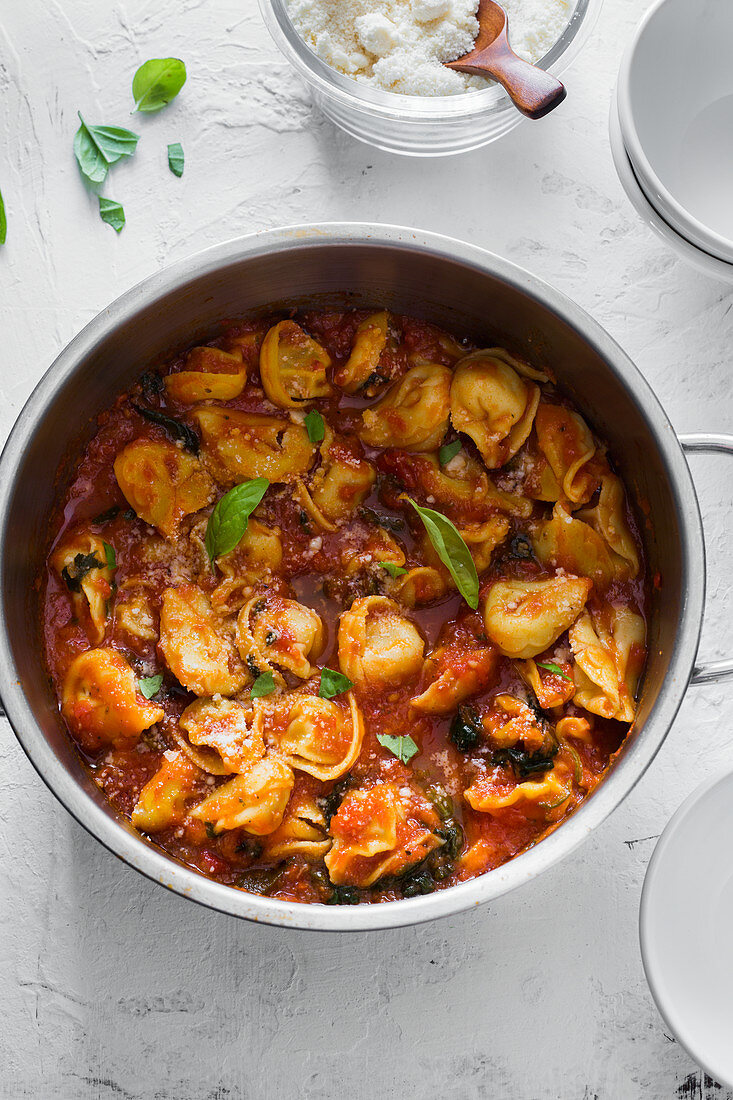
[612,0,733,282]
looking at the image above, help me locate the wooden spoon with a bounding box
[445,0,566,120]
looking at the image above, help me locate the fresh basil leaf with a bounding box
[407,499,479,610]
[377,733,419,764]
[103,541,116,570]
[133,58,187,113]
[74,113,139,184]
[167,142,184,177]
[319,668,353,699]
[98,197,125,233]
[304,408,325,444]
[205,478,270,561]
[379,561,407,578]
[138,673,163,699]
[439,439,461,466]
[536,661,572,681]
[132,403,199,453]
[250,671,276,699]
[0,186,6,245]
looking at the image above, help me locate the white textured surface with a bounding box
[2,1,733,1097]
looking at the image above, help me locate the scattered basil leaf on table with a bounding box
[99,197,125,233]
[377,733,419,764]
[205,478,270,562]
[304,408,325,444]
[74,113,139,184]
[132,58,187,112]
[167,142,184,177]
[138,673,163,699]
[250,671,276,699]
[536,661,572,681]
[131,403,199,453]
[379,561,407,579]
[407,498,479,609]
[0,187,6,245]
[319,668,353,699]
[438,439,461,466]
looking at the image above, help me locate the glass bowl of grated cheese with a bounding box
[258,0,602,156]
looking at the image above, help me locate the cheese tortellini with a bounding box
[192,407,315,485]
[334,311,391,394]
[62,648,164,751]
[272,693,365,781]
[236,594,325,680]
[114,439,215,537]
[295,427,376,531]
[164,346,247,404]
[569,605,645,722]
[450,350,540,469]
[338,596,424,687]
[51,532,115,644]
[359,364,451,451]
[259,321,332,408]
[131,750,202,833]
[534,403,599,505]
[160,585,249,696]
[177,697,265,774]
[465,764,572,817]
[260,786,332,861]
[483,576,592,659]
[190,756,295,836]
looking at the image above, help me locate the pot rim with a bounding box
[0,223,705,931]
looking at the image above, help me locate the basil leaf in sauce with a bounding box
[60,552,104,592]
[377,732,419,764]
[536,661,572,681]
[74,114,139,184]
[99,197,125,233]
[304,408,325,444]
[318,668,353,699]
[438,439,461,466]
[250,671,276,699]
[167,142,184,177]
[132,58,187,112]
[205,478,270,562]
[132,403,199,453]
[103,541,116,570]
[0,187,6,245]
[138,673,163,699]
[379,561,407,579]
[407,499,479,610]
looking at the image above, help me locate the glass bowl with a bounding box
[258,0,603,156]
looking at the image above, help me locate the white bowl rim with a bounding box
[609,92,733,283]
[640,767,733,1090]
[617,0,733,263]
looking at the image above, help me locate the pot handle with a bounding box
[679,432,733,685]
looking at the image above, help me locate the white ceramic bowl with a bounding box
[609,93,733,284]
[617,0,733,263]
[641,768,733,1089]
[258,0,602,156]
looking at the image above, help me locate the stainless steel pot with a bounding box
[0,224,729,931]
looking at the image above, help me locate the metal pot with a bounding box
[0,224,728,931]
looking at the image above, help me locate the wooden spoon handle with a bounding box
[460,51,566,119]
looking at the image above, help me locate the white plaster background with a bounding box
[1,0,732,1096]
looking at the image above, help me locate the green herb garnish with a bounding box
[205,478,270,562]
[318,668,353,699]
[250,672,276,699]
[438,439,461,466]
[407,498,479,610]
[132,403,199,453]
[377,732,419,764]
[73,113,139,185]
[132,58,187,113]
[379,561,407,579]
[60,552,104,592]
[0,187,6,245]
[103,541,116,570]
[138,673,163,699]
[98,197,125,233]
[536,661,572,681]
[449,704,482,752]
[167,142,184,177]
[304,408,325,443]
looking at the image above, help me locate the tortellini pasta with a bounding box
[236,594,325,680]
[61,648,164,751]
[131,750,202,832]
[483,576,592,659]
[210,518,283,614]
[569,605,645,722]
[534,403,599,505]
[481,694,551,751]
[178,697,265,774]
[411,634,498,715]
[576,474,640,577]
[114,439,215,537]
[51,532,114,644]
[450,351,540,468]
[271,692,365,781]
[114,585,158,643]
[160,585,249,696]
[259,321,332,408]
[164,346,246,403]
[532,502,620,590]
[465,764,571,816]
[325,783,443,887]
[338,596,424,687]
[192,407,315,486]
[190,756,294,835]
[260,785,332,861]
[295,427,376,531]
[359,364,451,452]
[334,310,390,394]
